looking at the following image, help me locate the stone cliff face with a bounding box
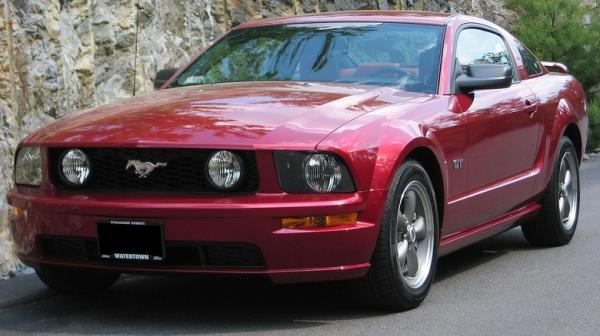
[0,0,509,277]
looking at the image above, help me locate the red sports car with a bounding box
[8,11,587,310]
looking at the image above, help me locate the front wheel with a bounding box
[522,136,580,246]
[352,160,439,310]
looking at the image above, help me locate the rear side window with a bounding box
[516,40,542,76]
[455,28,517,81]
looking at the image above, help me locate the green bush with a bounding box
[506,0,600,100]
[506,0,600,153]
[588,99,600,152]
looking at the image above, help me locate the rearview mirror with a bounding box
[154,68,178,90]
[456,64,512,93]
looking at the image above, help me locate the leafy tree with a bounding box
[506,0,600,99]
[507,0,600,150]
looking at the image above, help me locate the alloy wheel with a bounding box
[558,151,579,231]
[394,180,435,289]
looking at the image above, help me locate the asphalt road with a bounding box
[0,156,599,336]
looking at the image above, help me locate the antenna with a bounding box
[132,0,141,96]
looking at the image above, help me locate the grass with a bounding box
[588,99,600,152]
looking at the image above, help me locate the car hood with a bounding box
[25,81,425,149]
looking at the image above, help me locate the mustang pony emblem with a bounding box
[125,160,168,178]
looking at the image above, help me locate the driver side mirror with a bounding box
[456,64,512,93]
[154,68,178,90]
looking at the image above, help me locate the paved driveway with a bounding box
[0,156,599,336]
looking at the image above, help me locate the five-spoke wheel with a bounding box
[522,136,580,246]
[395,181,435,289]
[352,160,439,310]
[558,151,579,231]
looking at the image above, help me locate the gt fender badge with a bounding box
[453,159,463,170]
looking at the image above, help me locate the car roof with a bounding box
[234,10,454,29]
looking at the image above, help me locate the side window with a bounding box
[516,40,542,76]
[455,28,517,81]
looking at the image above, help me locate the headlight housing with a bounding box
[274,151,355,193]
[206,150,244,190]
[304,154,342,192]
[14,146,43,186]
[60,149,91,186]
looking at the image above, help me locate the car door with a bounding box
[453,28,542,230]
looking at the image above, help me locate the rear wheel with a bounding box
[36,266,120,294]
[352,160,439,310]
[522,136,580,246]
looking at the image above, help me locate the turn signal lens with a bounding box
[8,206,26,221]
[282,213,358,229]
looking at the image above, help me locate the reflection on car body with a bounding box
[8,11,587,310]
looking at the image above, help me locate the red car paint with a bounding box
[8,11,587,283]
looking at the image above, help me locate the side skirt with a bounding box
[439,202,541,257]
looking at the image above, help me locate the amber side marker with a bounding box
[282,213,358,229]
[8,206,26,220]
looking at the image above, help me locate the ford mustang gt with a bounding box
[8,11,587,310]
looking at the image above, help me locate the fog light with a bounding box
[206,150,243,190]
[61,149,91,185]
[282,213,358,229]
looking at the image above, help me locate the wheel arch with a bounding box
[563,123,583,162]
[538,98,585,192]
[404,147,446,232]
[372,132,449,233]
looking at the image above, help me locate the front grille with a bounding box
[39,236,266,268]
[48,148,259,194]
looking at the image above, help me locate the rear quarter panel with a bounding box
[525,72,587,195]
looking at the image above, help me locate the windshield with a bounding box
[174,22,444,93]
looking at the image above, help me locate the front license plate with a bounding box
[97,220,165,262]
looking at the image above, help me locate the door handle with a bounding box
[524,99,538,118]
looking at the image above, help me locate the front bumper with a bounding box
[8,188,386,283]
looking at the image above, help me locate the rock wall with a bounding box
[0,0,510,277]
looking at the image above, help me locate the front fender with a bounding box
[316,108,448,196]
[374,124,448,190]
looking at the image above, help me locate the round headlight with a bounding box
[14,146,43,186]
[304,153,342,192]
[206,150,243,190]
[61,149,91,185]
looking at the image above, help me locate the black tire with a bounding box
[36,265,120,294]
[522,136,580,246]
[351,160,439,310]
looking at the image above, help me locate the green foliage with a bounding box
[588,99,600,151]
[506,0,600,152]
[506,0,600,99]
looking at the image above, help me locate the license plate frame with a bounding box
[97,219,165,262]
